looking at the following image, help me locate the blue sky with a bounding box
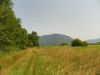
[13,0,100,40]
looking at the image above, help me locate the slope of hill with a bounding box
[87,38,100,43]
[39,34,73,46]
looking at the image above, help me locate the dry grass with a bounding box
[0,45,100,75]
[37,46,100,75]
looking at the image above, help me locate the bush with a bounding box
[60,43,68,46]
[82,41,88,46]
[72,39,82,46]
[72,39,88,47]
[0,45,20,52]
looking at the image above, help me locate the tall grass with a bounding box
[38,46,100,75]
[0,45,100,75]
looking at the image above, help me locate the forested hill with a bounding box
[39,34,73,46]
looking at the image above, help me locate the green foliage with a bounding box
[72,39,82,46]
[28,31,39,47]
[15,28,30,49]
[60,43,68,46]
[72,39,88,47]
[0,45,20,52]
[97,42,100,44]
[82,41,88,46]
[0,0,31,51]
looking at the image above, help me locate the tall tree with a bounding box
[28,31,39,47]
[0,0,29,50]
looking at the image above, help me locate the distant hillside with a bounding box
[39,34,73,46]
[87,38,100,43]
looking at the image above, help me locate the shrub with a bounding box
[72,39,83,46]
[72,39,88,47]
[82,41,88,46]
[60,43,68,46]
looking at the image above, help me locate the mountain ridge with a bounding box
[39,33,73,46]
[87,38,100,43]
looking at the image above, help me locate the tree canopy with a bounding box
[28,31,39,47]
[0,0,39,51]
[72,39,88,47]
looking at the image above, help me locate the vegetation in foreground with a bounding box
[0,45,100,75]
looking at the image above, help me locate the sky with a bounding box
[13,0,100,40]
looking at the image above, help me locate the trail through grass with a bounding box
[0,45,100,75]
[32,50,65,75]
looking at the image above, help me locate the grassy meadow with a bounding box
[0,45,100,75]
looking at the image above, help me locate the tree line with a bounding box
[0,0,39,51]
[0,0,88,51]
[61,39,88,47]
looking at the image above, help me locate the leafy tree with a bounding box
[72,39,82,46]
[0,0,30,50]
[72,39,88,47]
[14,28,30,49]
[28,31,39,47]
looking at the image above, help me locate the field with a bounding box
[0,45,100,75]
